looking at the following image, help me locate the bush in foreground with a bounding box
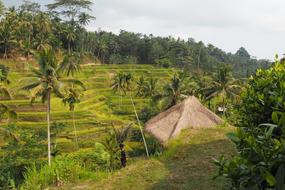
[214,58,285,189]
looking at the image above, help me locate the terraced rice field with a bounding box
[0,63,176,152]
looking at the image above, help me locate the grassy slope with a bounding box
[0,63,175,150]
[56,127,236,190]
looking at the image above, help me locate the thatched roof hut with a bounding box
[145,96,223,144]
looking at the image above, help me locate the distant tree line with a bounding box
[80,31,271,77]
[0,0,271,77]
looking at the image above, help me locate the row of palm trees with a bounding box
[0,4,93,59]
[112,64,242,117]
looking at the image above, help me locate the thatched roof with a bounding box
[145,96,223,144]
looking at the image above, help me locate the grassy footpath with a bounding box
[54,127,236,190]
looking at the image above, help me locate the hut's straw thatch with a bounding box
[145,96,224,144]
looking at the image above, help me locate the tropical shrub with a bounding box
[0,127,46,189]
[238,58,285,127]
[214,58,285,189]
[21,156,96,190]
[215,112,285,189]
[67,143,110,171]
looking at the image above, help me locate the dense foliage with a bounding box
[215,58,285,189]
[0,1,270,77]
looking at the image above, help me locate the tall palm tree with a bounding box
[21,22,33,59]
[112,72,150,158]
[203,64,241,114]
[33,12,52,51]
[78,12,95,27]
[111,72,150,157]
[65,26,76,55]
[21,49,83,165]
[0,21,16,59]
[60,52,82,77]
[0,8,18,59]
[62,88,81,148]
[60,52,84,149]
[22,49,60,166]
[96,39,108,63]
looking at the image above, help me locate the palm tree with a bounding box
[65,26,76,55]
[160,73,189,109]
[62,88,81,149]
[60,52,82,77]
[0,21,16,59]
[22,49,60,166]
[0,65,12,100]
[111,72,126,108]
[33,13,53,52]
[136,76,146,97]
[21,49,83,165]
[144,77,158,97]
[136,76,158,98]
[96,39,108,63]
[0,65,17,125]
[19,14,34,60]
[116,72,150,158]
[111,72,150,158]
[203,64,241,114]
[78,12,95,27]
[60,52,84,149]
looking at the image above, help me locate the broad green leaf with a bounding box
[272,112,279,124]
[262,171,276,186]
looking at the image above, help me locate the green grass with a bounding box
[52,127,236,190]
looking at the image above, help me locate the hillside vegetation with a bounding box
[53,127,236,190]
[0,63,175,152]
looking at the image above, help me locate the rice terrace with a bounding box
[0,0,284,190]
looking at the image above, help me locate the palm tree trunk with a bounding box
[27,34,31,61]
[47,89,51,166]
[120,90,122,109]
[222,97,226,116]
[130,96,149,158]
[4,44,7,59]
[68,41,71,55]
[197,47,202,71]
[72,109,79,149]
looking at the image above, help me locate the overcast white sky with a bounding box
[3,0,285,60]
